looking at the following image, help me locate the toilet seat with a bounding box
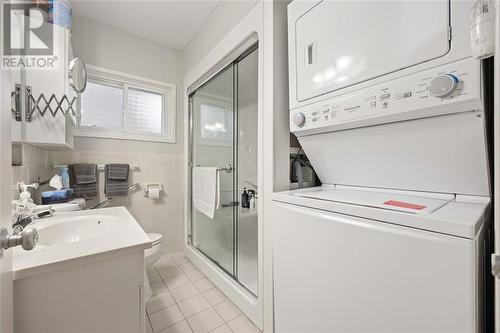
[145,233,163,268]
[148,233,162,247]
[144,233,163,301]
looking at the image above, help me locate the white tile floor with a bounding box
[146,254,261,333]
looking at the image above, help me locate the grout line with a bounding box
[209,322,234,333]
[148,256,260,332]
[150,304,184,333]
[184,315,195,333]
[146,312,153,333]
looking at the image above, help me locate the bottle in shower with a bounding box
[242,188,249,208]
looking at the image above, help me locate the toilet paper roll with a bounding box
[148,188,160,199]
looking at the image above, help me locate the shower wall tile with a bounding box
[48,150,186,255]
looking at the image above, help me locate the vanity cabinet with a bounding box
[11,21,77,149]
[12,207,150,333]
[14,251,146,333]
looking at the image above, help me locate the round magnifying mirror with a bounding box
[68,58,87,94]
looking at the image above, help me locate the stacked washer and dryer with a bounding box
[273,1,492,332]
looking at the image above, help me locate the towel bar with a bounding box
[190,164,233,173]
[53,164,139,171]
[90,183,139,209]
[217,165,233,173]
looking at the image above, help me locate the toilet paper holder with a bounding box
[144,183,163,198]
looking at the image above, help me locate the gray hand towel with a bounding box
[105,164,129,197]
[68,164,98,199]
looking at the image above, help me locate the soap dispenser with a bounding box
[15,182,37,217]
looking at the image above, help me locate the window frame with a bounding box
[75,65,177,143]
[193,91,233,147]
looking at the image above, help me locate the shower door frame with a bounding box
[187,42,259,295]
[188,62,237,278]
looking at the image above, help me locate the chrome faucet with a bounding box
[12,207,54,232]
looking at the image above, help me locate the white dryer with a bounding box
[273,1,491,331]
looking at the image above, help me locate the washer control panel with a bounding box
[428,74,459,97]
[290,58,481,134]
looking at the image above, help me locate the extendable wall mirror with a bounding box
[69,58,87,94]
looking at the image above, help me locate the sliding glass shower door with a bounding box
[190,64,236,274]
[189,46,258,295]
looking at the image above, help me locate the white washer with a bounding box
[276,5,492,329]
[272,186,489,332]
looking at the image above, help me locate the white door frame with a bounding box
[494,1,500,331]
[0,57,14,333]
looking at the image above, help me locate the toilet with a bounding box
[144,233,162,300]
[145,233,163,268]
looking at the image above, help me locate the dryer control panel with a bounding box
[290,58,482,136]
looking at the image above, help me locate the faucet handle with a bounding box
[17,180,39,193]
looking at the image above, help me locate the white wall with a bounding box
[182,0,258,73]
[71,15,184,154]
[263,1,292,332]
[48,16,186,254]
[11,144,50,204]
[182,1,290,331]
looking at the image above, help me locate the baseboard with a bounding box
[160,250,185,260]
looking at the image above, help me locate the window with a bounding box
[200,103,228,140]
[75,65,176,143]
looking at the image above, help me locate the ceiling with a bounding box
[69,0,220,50]
[195,48,257,104]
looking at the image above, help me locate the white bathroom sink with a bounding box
[13,207,151,280]
[36,215,119,246]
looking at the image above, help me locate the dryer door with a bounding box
[294,0,451,102]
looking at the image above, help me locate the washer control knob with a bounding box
[428,74,459,98]
[293,112,306,127]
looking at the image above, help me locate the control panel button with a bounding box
[428,74,458,98]
[380,93,391,99]
[293,112,306,127]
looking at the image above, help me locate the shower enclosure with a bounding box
[188,44,258,295]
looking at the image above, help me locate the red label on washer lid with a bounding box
[383,200,426,210]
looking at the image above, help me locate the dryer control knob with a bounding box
[428,74,459,98]
[293,112,306,127]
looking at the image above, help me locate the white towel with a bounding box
[192,167,220,219]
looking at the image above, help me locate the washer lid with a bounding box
[272,185,490,239]
[148,233,162,246]
[296,187,453,215]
